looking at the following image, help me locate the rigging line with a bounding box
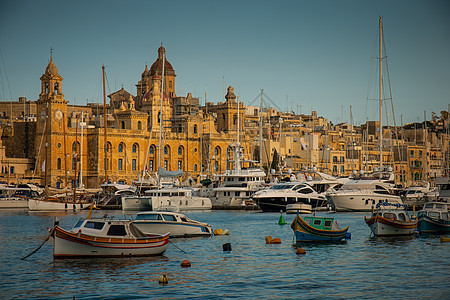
[247,93,262,106]
[0,48,13,101]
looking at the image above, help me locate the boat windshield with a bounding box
[72,220,84,229]
[135,213,162,220]
[162,214,177,221]
[271,184,296,190]
[429,212,440,219]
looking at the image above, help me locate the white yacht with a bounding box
[202,143,267,208]
[253,181,327,212]
[436,177,450,202]
[402,181,438,208]
[328,170,403,212]
[122,187,212,211]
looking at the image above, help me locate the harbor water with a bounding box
[1,209,449,299]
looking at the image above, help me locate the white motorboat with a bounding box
[52,216,169,258]
[327,171,403,212]
[202,143,267,208]
[402,181,438,208]
[364,203,417,236]
[253,181,327,212]
[122,187,212,211]
[286,203,312,214]
[435,177,450,202]
[133,211,212,237]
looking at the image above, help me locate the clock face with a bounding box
[54,109,63,122]
[39,109,47,121]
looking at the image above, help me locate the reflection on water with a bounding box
[0,210,449,299]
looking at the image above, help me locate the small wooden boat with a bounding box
[133,211,212,238]
[365,203,417,236]
[53,216,169,258]
[290,214,349,243]
[417,202,450,234]
[29,197,92,211]
[440,236,450,243]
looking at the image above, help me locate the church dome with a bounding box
[150,45,175,76]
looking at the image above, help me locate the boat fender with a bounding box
[214,228,223,236]
[158,274,168,284]
[346,232,352,239]
[296,248,306,255]
[265,236,273,244]
[270,238,281,244]
[223,243,232,251]
[180,260,191,268]
[223,229,229,235]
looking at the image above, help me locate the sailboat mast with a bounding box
[379,17,383,169]
[102,65,108,182]
[235,96,241,171]
[80,111,84,188]
[259,89,263,168]
[159,52,165,171]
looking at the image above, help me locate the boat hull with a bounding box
[417,215,450,234]
[0,197,28,209]
[29,198,91,211]
[256,197,327,212]
[53,226,168,258]
[365,215,417,236]
[328,193,402,212]
[291,215,349,243]
[133,221,212,238]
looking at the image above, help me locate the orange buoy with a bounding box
[265,236,273,244]
[296,247,306,254]
[180,260,191,268]
[158,274,168,284]
[270,238,281,244]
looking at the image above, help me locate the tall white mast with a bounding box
[379,17,383,169]
[79,111,84,188]
[259,89,263,168]
[158,52,165,172]
[235,96,241,171]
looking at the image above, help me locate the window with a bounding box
[340,156,344,163]
[164,160,168,169]
[178,160,182,170]
[135,213,162,220]
[132,159,136,170]
[324,220,332,227]
[10,166,14,174]
[54,83,59,94]
[162,214,176,221]
[215,147,220,156]
[107,225,127,236]
[194,164,198,172]
[178,146,183,155]
[150,145,154,154]
[164,146,168,155]
[72,158,77,170]
[132,143,138,153]
[121,121,125,129]
[118,159,123,170]
[333,156,338,163]
[333,165,337,173]
[341,166,345,173]
[118,143,123,153]
[214,161,218,172]
[138,121,142,130]
[149,160,153,171]
[194,124,198,134]
[57,158,61,169]
[313,219,322,226]
[85,221,105,230]
[72,141,79,152]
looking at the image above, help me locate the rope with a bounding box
[168,240,187,254]
[20,226,55,260]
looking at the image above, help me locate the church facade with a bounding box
[32,46,252,189]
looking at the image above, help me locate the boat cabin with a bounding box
[418,202,449,220]
[135,211,190,223]
[71,218,147,238]
[303,216,339,230]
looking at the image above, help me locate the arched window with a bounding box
[194,164,197,172]
[178,146,183,155]
[233,114,237,125]
[137,121,142,130]
[10,166,14,174]
[54,83,59,94]
[132,143,138,153]
[45,83,49,94]
[164,145,169,155]
[149,145,155,155]
[72,141,80,152]
[57,158,61,169]
[215,146,220,156]
[193,124,197,134]
[118,143,124,153]
[121,121,125,129]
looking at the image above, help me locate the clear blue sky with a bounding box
[1,0,449,125]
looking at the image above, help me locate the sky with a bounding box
[0,0,449,125]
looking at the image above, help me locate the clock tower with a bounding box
[36,53,69,188]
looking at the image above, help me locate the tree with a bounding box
[270,149,279,172]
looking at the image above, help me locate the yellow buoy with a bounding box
[158,274,168,284]
[214,228,223,236]
[270,238,281,244]
[265,236,273,244]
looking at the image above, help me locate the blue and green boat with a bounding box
[417,202,450,234]
[291,215,350,243]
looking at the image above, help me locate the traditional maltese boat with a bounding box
[52,215,169,258]
[290,214,349,243]
[417,202,450,234]
[365,202,417,236]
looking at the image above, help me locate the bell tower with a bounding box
[36,51,69,188]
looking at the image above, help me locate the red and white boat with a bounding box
[364,202,417,236]
[53,216,169,258]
